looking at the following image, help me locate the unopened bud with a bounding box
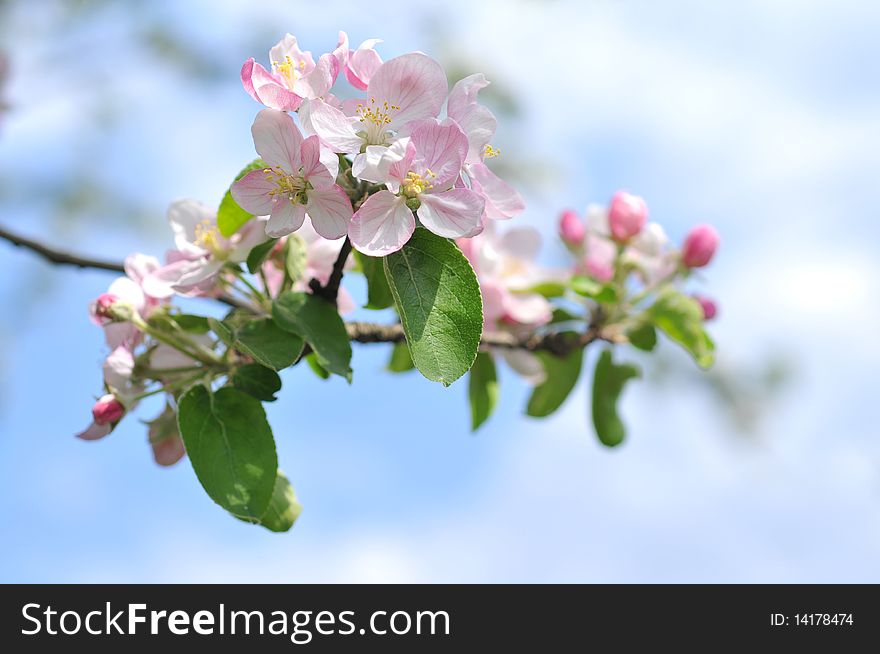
[693,294,718,321]
[558,209,585,247]
[92,394,125,425]
[682,224,720,268]
[608,191,647,242]
[90,293,135,324]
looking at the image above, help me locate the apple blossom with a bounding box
[681,224,720,268]
[231,109,352,240]
[144,199,268,297]
[344,38,383,90]
[302,53,448,165]
[608,191,647,242]
[349,119,485,255]
[240,32,347,112]
[559,209,586,247]
[694,294,718,321]
[446,74,524,221]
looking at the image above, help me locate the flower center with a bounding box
[483,144,501,159]
[194,220,226,258]
[401,170,435,198]
[263,167,311,206]
[355,97,401,145]
[272,55,306,87]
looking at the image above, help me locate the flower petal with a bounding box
[456,103,497,164]
[231,169,276,216]
[251,108,303,171]
[242,59,302,112]
[168,199,214,256]
[499,227,541,261]
[306,186,352,240]
[266,201,307,238]
[103,346,134,392]
[467,163,524,220]
[349,191,414,256]
[76,421,113,441]
[123,253,160,285]
[447,73,490,121]
[295,53,335,98]
[367,53,447,128]
[345,38,383,90]
[410,118,469,188]
[299,135,334,189]
[351,138,410,184]
[499,349,547,385]
[300,99,362,154]
[417,189,484,239]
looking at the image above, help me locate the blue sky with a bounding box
[1,0,879,582]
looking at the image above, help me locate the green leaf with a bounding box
[273,291,352,380]
[627,322,657,352]
[208,317,236,347]
[592,350,641,447]
[235,318,304,371]
[284,233,309,283]
[570,275,618,303]
[304,352,330,379]
[518,280,567,298]
[246,238,278,274]
[550,308,580,324]
[386,341,414,373]
[526,346,584,417]
[383,229,483,386]
[257,471,302,533]
[231,363,282,401]
[354,250,394,310]
[648,289,715,368]
[170,314,211,334]
[217,158,266,237]
[468,352,499,431]
[177,385,278,521]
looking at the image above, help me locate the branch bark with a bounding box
[0,223,612,356]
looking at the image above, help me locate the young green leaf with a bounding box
[208,317,236,347]
[304,352,330,379]
[591,350,641,447]
[383,228,483,386]
[284,233,309,283]
[273,291,353,380]
[257,471,303,533]
[517,280,567,298]
[217,158,267,238]
[570,275,618,303]
[235,318,305,371]
[246,238,278,274]
[231,363,282,401]
[648,289,715,368]
[627,321,658,352]
[177,385,278,521]
[469,352,499,431]
[169,314,211,334]
[386,341,414,373]
[526,346,584,417]
[354,250,394,310]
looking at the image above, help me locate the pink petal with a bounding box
[447,73,490,121]
[417,189,484,239]
[345,39,383,90]
[231,169,277,215]
[410,119,469,188]
[295,53,335,98]
[499,227,541,261]
[266,201,307,238]
[349,191,415,256]
[151,434,186,467]
[503,292,552,327]
[456,103,497,164]
[243,59,302,112]
[299,135,334,189]
[123,253,160,285]
[251,109,303,171]
[167,199,214,256]
[300,99,362,154]
[306,186,352,240]
[142,259,201,299]
[367,53,447,128]
[103,346,134,391]
[467,163,524,220]
[353,138,411,184]
[77,421,113,441]
[499,349,546,385]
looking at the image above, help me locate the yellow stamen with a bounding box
[401,170,436,198]
[272,55,307,86]
[194,219,224,257]
[483,144,501,159]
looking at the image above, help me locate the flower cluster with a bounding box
[72,32,721,531]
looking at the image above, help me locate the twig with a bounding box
[0,223,613,356]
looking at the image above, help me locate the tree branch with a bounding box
[0,224,614,356]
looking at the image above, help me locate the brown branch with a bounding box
[0,223,615,356]
[309,235,352,305]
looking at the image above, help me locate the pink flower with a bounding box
[608,191,647,242]
[151,433,186,467]
[77,394,125,441]
[344,38,383,90]
[232,109,352,240]
[349,119,485,256]
[446,74,524,221]
[559,209,585,247]
[693,294,718,321]
[240,33,346,112]
[303,53,448,165]
[143,199,268,297]
[90,256,164,349]
[681,224,720,268]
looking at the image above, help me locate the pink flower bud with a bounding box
[92,394,125,425]
[90,293,120,325]
[608,191,648,242]
[681,224,719,268]
[558,209,585,247]
[693,294,718,321]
